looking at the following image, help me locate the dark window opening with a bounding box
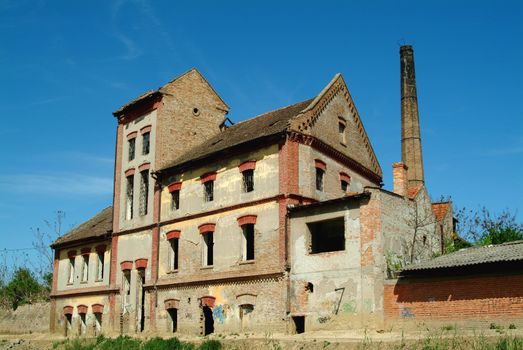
[242,169,254,192]
[170,238,179,271]
[168,308,178,332]
[97,252,104,280]
[306,282,314,293]
[338,122,346,144]
[139,170,149,216]
[204,181,214,202]
[315,168,324,191]
[341,180,349,192]
[171,190,180,210]
[139,269,146,332]
[308,218,345,253]
[203,306,214,335]
[79,313,87,335]
[242,224,255,261]
[128,138,136,161]
[203,232,213,266]
[292,316,305,334]
[94,313,102,335]
[126,175,134,220]
[142,132,150,155]
[65,314,72,336]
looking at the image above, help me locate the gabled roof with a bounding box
[159,98,314,171]
[403,240,523,271]
[432,202,451,222]
[51,207,112,248]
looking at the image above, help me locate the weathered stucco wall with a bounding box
[160,144,279,222]
[52,295,111,336]
[0,303,49,335]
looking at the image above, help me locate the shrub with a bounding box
[199,340,222,350]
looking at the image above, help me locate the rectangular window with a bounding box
[96,252,104,281]
[308,218,345,254]
[204,181,214,202]
[338,122,346,144]
[242,170,254,192]
[171,190,180,211]
[128,138,136,161]
[169,238,179,271]
[126,175,134,220]
[123,270,131,308]
[315,168,324,191]
[81,255,89,282]
[341,180,348,192]
[139,170,149,216]
[242,224,255,261]
[67,258,75,284]
[202,232,213,266]
[142,132,150,155]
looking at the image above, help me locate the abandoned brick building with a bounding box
[50,46,455,336]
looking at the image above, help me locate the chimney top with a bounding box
[400,45,413,53]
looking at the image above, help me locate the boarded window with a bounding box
[308,218,345,253]
[139,170,149,216]
[128,138,136,161]
[126,175,134,220]
[242,169,254,192]
[202,232,213,266]
[204,181,214,202]
[142,132,150,155]
[315,168,324,191]
[171,190,180,210]
[242,224,255,261]
[169,238,179,271]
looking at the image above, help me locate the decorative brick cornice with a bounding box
[164,298,180,310]
[140,125,152,134]
[237,215,257,226]
[120,261,133,271]
[138,162,151,172]
[167,181,182,192]
[63,305,73,315]
[135,258,148,269]
[314,159,327,170]
[165,230,181,240]
[238,160,256,172]
[126,131,137,140]
[77,304,88,314]
[92,304,104,314]
[125,168,135,177]
[198,223,216,234]
[200,172,216,183]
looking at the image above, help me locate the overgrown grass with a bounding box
[54,336,217,350]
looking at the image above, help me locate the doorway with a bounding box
[202,306,214,335]
[167,308,178,332]
[292,316,305,334]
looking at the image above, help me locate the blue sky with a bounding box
[0,0,522,264]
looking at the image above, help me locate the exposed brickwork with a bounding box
[113,124,123,232]
[392,162,408,196]
[384,274,523,321]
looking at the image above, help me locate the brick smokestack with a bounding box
[392,162,408,196]
[400,45,425,188]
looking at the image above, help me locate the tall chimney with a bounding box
[400,45,425,188]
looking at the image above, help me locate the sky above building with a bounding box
[0,0,521,268]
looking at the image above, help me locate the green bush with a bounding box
[97,336,140,350]
[142,337,194,350]
[198,340,222,350]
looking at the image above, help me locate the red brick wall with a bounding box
[384,274,523,321]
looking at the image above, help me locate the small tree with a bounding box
[3,268,44,309]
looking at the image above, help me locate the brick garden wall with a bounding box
[384,273,523,325]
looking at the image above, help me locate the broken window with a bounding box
[202,232,213,266]
[308,218,345,253]
[169,238,179,271]
[242,169,254,192]
[96,251,104,281]
[341,180,349,192]
[315,168,324,191]
[139,170,149,216]
[79,313,87,335]
[122,270,131,309]
[67,258,75,284]
[171,190,180,211]
[338,121,347,144]
[81,254,89,282]
[142,132,150,155]
[94,313,102,335]
[126,175,134,220]
[242,224,255,261]
[128,138,136,161]
[204,181,214,202]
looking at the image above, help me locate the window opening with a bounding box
[94,313,102,335]
[138,269,146,332]
[242,224,255,261]
[169,238,179,271]
[338,121,346,144]
[97,252,104,281]
[142,132,150,155]
[242,169,254,192]
[126,175,134,220]
[203,306,214,335]
[65,314,72,336]
[341,180,349,192]
[204,181,214,202]
[308,218,345,253]
[139,170,149,216]
[67,258,75,284]
[79,313,87,335]
[239,304,254,331]
[81,255,89,282]
[306,282,314,293]
[128,138,136,161]
[171,190,180,210]
[202,232,213,266]
[315,168,324,191]
[292,316,305,334]
[168,308,178,332]
[122,270,131,311]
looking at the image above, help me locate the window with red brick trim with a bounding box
[126,175,134,220]
[202,232,213,266]
[67,257,75,284]
[315,160,326,191]
[338,118,347,145]
[139,170,149,216]
[142,132,150,155]
[128,138,136,161]
[339,172,350,192]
